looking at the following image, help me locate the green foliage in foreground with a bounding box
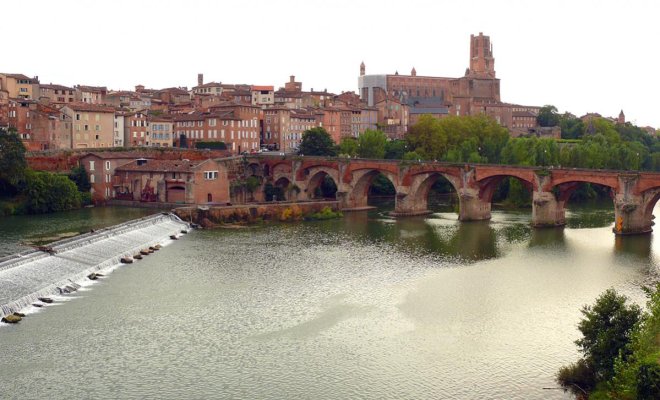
[558,286,660,399]
[305,206,343,221]
[23,170,82,214]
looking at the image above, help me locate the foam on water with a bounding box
[0,213,189,318]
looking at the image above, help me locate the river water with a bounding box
[0,202,658,399]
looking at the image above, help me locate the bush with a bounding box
[557,359,595,397]
[24,170,82,214]
[637,361,660,399]
[305,206,343,221]
[195,141,227,150]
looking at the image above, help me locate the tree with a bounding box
[357,129,387,159]
[537,105,560,127]
[0,127,27,195]
[384,140,408,159]
[23,170,82,214]
[69,165,91,192]
[299,127,337,156]
[557,289,642,396]
[339,137,358,157]
[406,114,446,160]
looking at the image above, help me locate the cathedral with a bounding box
[358,33,542,135]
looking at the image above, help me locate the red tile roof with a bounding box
[64,103,115,113]
[116,159,213,173]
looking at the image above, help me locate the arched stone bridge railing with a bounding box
[246,155,660,235]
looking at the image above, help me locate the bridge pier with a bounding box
[613,196,652,235]
[391,192,432,216]
[458,188,491,221]
[532,191,566,227]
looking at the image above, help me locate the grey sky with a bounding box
[4,0,659,127]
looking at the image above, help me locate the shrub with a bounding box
[195,141,227,150]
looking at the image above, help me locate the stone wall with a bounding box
[174,200,339,226]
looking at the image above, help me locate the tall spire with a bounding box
[360,61,365,76]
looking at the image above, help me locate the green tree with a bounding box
[557,289,642,396]
[23,170,82,214]
[406,114,508,162]
[69,165,91,192]
[560,113,585,139]
[358,129,387,159]
[0,127,27,195]
[339,137,358,157]
[299,127,337,156]
[384,139,408,159]
[537,105,560,127]
[406,114,446,160]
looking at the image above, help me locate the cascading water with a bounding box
[0,213,189,318]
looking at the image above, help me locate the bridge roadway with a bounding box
[245,155,660,235]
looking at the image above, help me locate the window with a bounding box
[89,160,95,171]
[76,114,80,121]
[90,174,95,183]
[84,124,89,131]
[105,173,111,183]
[95,125,100,131]
[204,171,218,180]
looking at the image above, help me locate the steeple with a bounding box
[411,67,417,76]
[360,61,365,76]
[467,32,496,78]
[618,110,625,124]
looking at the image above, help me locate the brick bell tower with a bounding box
[467,32,496,78]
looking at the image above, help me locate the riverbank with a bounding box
[174,200,340,226]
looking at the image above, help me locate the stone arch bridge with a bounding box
[245,155,660,235]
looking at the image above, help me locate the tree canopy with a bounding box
[357,129,387,159]
[537,105,560,127]
[406,114,509,163]
[557,289,642,396]
[299,127,337,156]
[0,127,27,194]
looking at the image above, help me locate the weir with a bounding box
[0,213,189,318]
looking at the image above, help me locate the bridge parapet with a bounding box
[248,155,660,234]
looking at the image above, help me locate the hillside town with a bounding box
[4,32,628,156]
[2,32,657,208]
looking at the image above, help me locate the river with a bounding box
[0,202,658,399]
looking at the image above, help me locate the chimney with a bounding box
[197,73,203,86]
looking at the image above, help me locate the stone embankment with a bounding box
[174,200,340,227]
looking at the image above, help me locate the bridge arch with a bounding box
[343,168,398,209]
[395,172,459,215]
[305,166,340,200]
[477,175,534,204]
[639,186,660,231]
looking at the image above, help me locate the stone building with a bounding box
[0,73,40,99]
[61,103,115,148]
[39,84,75,104]
[113,158,229,204]
[8,99,71,150]
[358,33,539,131]
[79,152,144,202]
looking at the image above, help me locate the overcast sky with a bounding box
[4,0,659,127]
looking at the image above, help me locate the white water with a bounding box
[0,213,189,318]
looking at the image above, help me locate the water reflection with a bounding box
[529,227,566,248]
[614,234,652,259]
